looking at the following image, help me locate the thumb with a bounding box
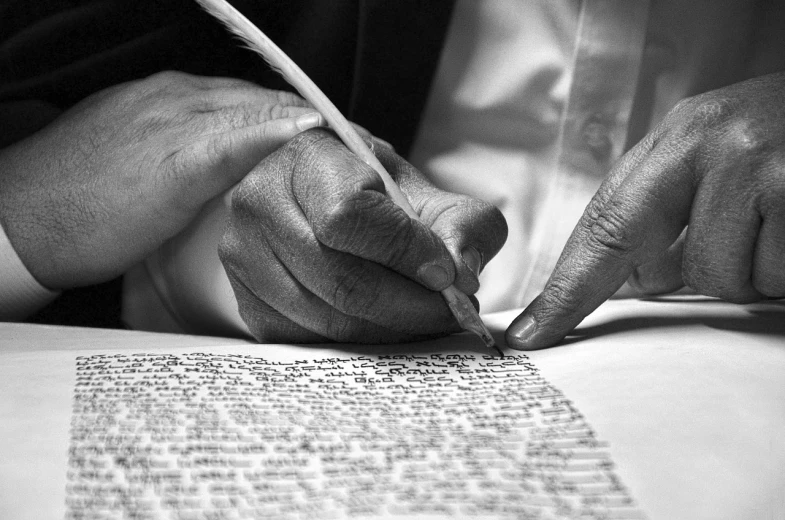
[370,141,508,296]
[181,112,325,198]
[428,199,508,296]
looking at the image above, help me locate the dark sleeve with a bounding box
[0,0,451,328]
[0,0,365,110]
[0,0,367,328]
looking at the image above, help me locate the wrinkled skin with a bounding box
[507,72,785,350]
[0,71,322,290]
[219,129,508,344]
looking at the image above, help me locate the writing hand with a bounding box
[507,72,785,349]
[219,129,508,343]
[0,71,323,290]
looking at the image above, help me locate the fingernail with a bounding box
[461,246,482,277]
[417,263,452,291]
[506,315,537,350]
[295,112,324,131]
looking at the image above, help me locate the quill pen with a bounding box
[196,0,501,356]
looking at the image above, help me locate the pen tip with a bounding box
[479,330,503,358]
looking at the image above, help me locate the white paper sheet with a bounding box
[2,296,784,520]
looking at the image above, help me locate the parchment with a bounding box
[2,296,784,520]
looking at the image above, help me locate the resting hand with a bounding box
[507,72,785,349]
[0,71,322,289]
[219,129,508,343]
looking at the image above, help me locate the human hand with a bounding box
[219,129,508,343]
[507,72,785,349]
[0,71,323,290]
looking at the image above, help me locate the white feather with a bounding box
[194,0,416,214]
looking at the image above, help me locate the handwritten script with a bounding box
[66,352,643,519]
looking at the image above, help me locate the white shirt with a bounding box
[0,221,58,320]
[409,0,774,312]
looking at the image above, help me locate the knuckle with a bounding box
[270,103,291,121]
[692,97,733,125]
[457,196,506,227]
[272,89,309,109]
[315,193,413,264]
[538,277,583,317]
[225,104,258,127]
[203,134,230,168]
[675,93,734,126]
[582,201,640,257]
[664,94,735,144]
[664,96,703,133]
[258,102,289,123]
[669,96,695,116]
[285,128,335,163]
[207,103,265,129]
[312,194,366,244]
[718,118,771,159]
[429,196,508,263]
[210,77,257,90]
[474,202,509,254]
[143,71,195,93]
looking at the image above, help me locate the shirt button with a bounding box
[581,113,613,163]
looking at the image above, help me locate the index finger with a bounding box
[505,133,695,350]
